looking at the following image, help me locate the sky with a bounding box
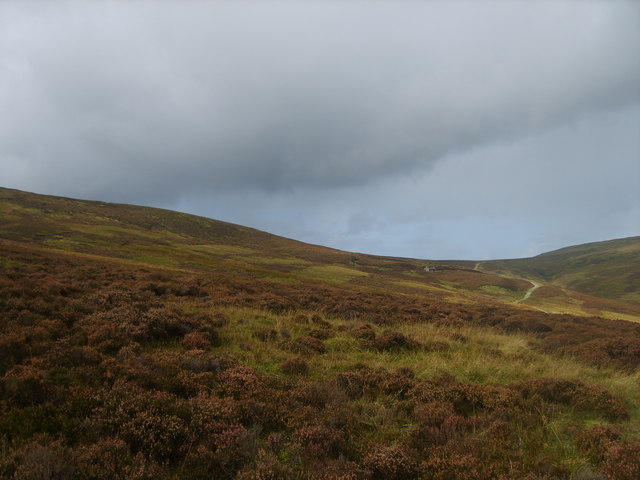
[1,1,639,260]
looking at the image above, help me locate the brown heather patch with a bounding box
[280,357,309,375]
[307,457,369,480]
[292,425,344,459]
[309,327,334,340]
[362,444,419,480]
[420,447,508,480]
[350,323,376,340]
[602,442,640,480]
[280,335,327,355]
[513,377,629,421]
[182,331,212,351]
[369,329,420,352]
[576,426,622,463]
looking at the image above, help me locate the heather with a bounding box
[1,188,639,479]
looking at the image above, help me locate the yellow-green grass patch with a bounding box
[297,265,370,283]
[185,243,256,256]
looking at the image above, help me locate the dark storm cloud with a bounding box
[1,1,638,204]
[1,1,639,259]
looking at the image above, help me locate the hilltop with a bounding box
[1,187,639,479]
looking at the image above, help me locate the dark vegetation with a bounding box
[1,187,639,479]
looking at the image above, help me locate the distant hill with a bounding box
[1,186,638,320]
[481,237,640,302]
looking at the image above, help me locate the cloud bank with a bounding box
[1,1,639,258]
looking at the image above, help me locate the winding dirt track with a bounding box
[516,280,541,303]
[474,261,542,305]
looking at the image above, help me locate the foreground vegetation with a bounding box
[1,187,639,479]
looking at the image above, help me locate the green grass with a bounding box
[488,237,640,301]
[195,306,640,431]
[298,265,370,283]
[479,285,522,301]
[185,244,256,256]
[130,255,180,266]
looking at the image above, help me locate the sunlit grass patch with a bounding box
[211,307,640,424]
[600,310,640,323]
[131,255,180,266]
[244,256,310,266]
[186,244,256,256]
[479,285,522,300]
[298,265,370,283]
[392,279,436,291]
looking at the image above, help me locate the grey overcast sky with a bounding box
[1,1,639,260]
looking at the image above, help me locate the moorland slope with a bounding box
[1,187,639,480]
[479,237,640,302]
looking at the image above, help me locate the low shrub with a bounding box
[1,365,52,407]
[350,323,375,340]
[421,449,490,480]
[73,437,167,480]
[281,357,309,375]
[292,381,346,410]
[292,425,343,459]
[576,426,621,463]
[408,401,459,449]
[182,331,212,351]
[602,442,640,480]
[185,424,258,479]
[370,330,419,352]
[281,336,327,355]
[336,372,365,400]
[308,457,369,480]
[381,367,415,397]
[87,383,191,463]
[6,439,74,480]
[411,376,517,416]
[235,449,293,480]
[362,444,419,480]
[311,314,331,328]
[309,328,333,340]
[513,378,629,421]
[218,365,266,399]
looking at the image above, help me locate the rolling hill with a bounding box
[1,187,637,321]
[478,237,640,302]
[1,186,639,480]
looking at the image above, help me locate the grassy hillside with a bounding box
[1,187,640,480]
[481,237,640,302]
[2,187,637,320]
